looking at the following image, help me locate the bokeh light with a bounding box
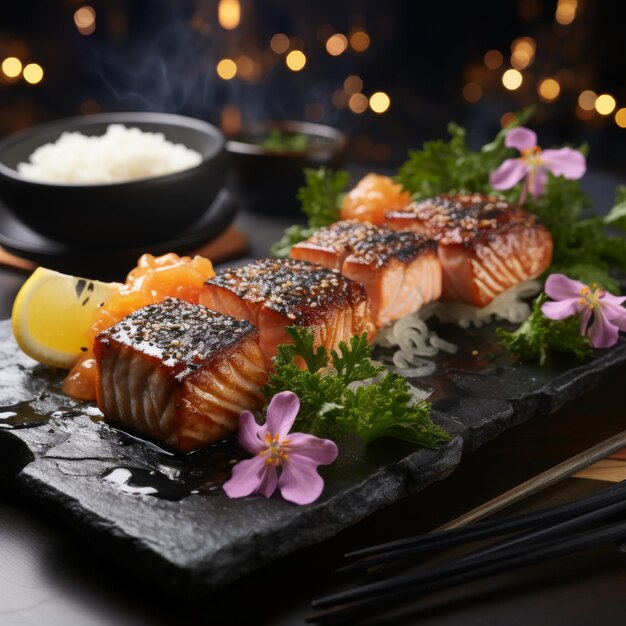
[349,29,370,52]
[538,78,560,102]
[463,82,482,102]
[218,0,240,30]
[74,6,96,36]
[348,92,368,114]
[216,58,237,80]
[1,56,22,79]
[344,75,363,94]
[270,33,289,54]
[578,90,597,111]
[502,68,523,90]
[556,0,577,25]
[285,50,306,71]
[23,63,43,84]
[484,49,503,70]
[615,108,626,129]
[326,34,348,56]
[595,94,616,115]
[369,91,390,113]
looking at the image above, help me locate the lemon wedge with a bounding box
[11,267,122,369]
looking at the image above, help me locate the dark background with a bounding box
[1,0,624,174]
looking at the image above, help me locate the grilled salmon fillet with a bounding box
[290,220,442,328]
[93,297,267,453]
[200,258,376,368]
[384,193,553,307]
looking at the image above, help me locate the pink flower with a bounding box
[222,391,338,505]
[541,274,626,349]
[489,127,586,203]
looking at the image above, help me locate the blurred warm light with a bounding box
[23,63,43,84]
[286,50,306,71]
[344,75,363,94]
[578,90,597,111]
[502,68,522,90]
[332,89,349,109]
[576,105,595,121]
[538,78,560,102]
[1,56,22,78]
[595,94,616,115]
[463,82,482,103]
[615,108,626,128]
[350,29,370,52]
[235,55,255,79]
[348,93,368,114]
[74,6,96,35]
[306,102,325,122]
[216,58,237,80]
[555,0,577,25]
[369,91,390,113]
[221,104,242,135]
[511,49,532,70]
[484,49,503,70]
[511,36,536,56]
[500,112,517,128]
[326,34,348,56]
[270,33,290,54]
[218,0,240,30]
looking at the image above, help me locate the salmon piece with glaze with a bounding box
[290,220,442,328]
[200,258,376,368]
[384,192,553,307]
[93,297,267,453]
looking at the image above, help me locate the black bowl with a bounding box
[225,120,347,217]
[0,112,229,248]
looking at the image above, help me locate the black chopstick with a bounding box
[340,479,626,574]
[316,495,626,609]
[307,517,626,624]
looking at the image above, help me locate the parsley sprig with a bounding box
[262,327,450,446]
[496,293,593,366]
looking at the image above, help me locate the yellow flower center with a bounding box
[520,145,544,168]
[260,432,290,466]
[579,284,605,310]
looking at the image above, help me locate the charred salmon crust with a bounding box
[290,220,442,328]
[93,297,267,453]
[200,258,376,367]
[384,192,553,307]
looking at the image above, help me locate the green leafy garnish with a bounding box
[270,166,350,257]
[395,108,625,292]
[496,293,593,366]
[261,129,310,152]
[262,326,450,447]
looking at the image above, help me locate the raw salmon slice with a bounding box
[384,192,553,307]
[93,297,267,453]
[201,258,376,368]
[290,220,442,328]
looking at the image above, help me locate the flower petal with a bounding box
[587,310,620,349]
[489,158,528,190]
[265,391,300,437]
[541,148,587,180]
[541,298,581,320]
[505,127,537,152]
[223,456,277,499]
[284,432,339,465]
[600,299,626,331]
[278,455,325,505]
[528,167,548,199]
[579,305,593,336]
[544,273,587,300]
[237,411,265,454]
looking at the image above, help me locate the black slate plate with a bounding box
[1,319,626,597]
[0,188,237,281]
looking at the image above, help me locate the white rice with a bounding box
[17,123,203,184]
[373,279,542,377]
